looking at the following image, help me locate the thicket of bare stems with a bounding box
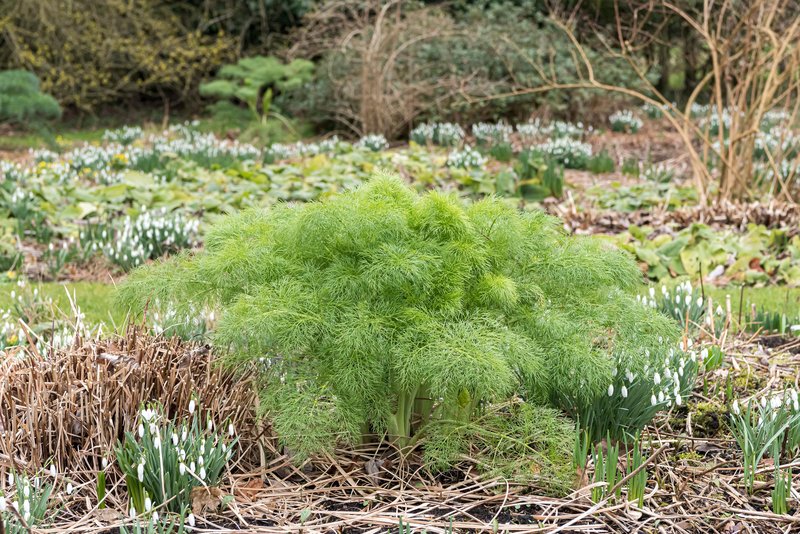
[497,0,800,203]
[288,0,462,138]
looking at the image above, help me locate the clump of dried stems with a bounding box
[287,0,461,138]
[0,327,258,479]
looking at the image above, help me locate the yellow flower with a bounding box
[6,270,16,280]
[7,335,17,345]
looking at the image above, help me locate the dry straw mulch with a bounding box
[1,330,799,532]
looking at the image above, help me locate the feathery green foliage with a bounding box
[0,70,61,126]
[119,173,679,461]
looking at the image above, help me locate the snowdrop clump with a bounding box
[575,337,699,441]
[446,145,486,169]
[116,402,237,516]
[609,110,644,133]
[102,126,144,145]
[264,136,345,162]
[729,388,800,492]
[1,471,53,530]
[410,122,465,147]
[151,301,215,340]
[100,209,200,270]
[355,134,389,152]
[0,161,31,182]
[638,281,706,326]
[641,162,675,183]
[516,119,588,141]
[754,126,799,160]
[472,122,513,145]
[530,137,593,168]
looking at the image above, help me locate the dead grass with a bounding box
[1,329,800,532]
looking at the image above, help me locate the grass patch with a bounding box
[0,281,123,327]
[705,286,800,318]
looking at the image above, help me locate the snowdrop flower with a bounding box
[188,399,196,414]
[207,419,213,432]
[625,369,635,383]
[658,391,665,403]
[684,295,691,306]
[732,399,740,415]
[228,423,235,437]
[130,508,137,519]
[653,372,661,385]
[771,396,782,410]
[621,386,628,398]
[651,394,657,406]
[0,496,6,512]
[675,394,682,406]
[7,473,13,485]
[760,397,767,409]
[23,500,30,515]
[190,461,196,473]
[199,466,206,480]
[187,513,196,527]
[152,511,159,522]
[198,455,204,466]
[154,435,161,450]
[23,484,30,498]
[102,458,109,470]
[137,463,145,482]
[49,464,57,477]
[145,496,152,512]
[700,348,708,361]
[172,433,179,446]
[649,287,655,298]
[179,462,186,475]
[67,482,74,495]
[138,424,145,438]
[607,384,614,396]
[149,421,158,434]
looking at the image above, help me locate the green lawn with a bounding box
[647,281,800,319]
[705,285,800,318]
[0,281,124,327]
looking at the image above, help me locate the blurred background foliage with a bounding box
[0,0,757,136]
